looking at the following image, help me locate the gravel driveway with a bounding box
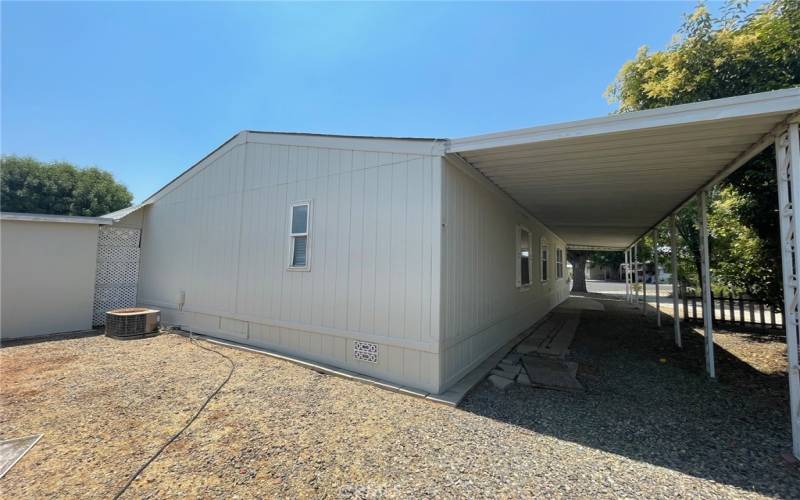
[1,296,798,498]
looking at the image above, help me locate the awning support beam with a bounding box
[625,249,631,302]
[631,110,800,249]
[634,244,639,305]
[699,190,716,379]
[670,214,682,347]
[775,123,800,460]
[654,228,661,327]
[642,249,647,314]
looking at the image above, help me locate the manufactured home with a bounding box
[106,132,570,394]
[95,89,799,404]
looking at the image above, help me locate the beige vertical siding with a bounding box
[1,220,99,339]
[440,157,570,389]
[138,134,443,392]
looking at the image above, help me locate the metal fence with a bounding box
[682,291,783,329]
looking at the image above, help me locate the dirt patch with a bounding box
[1,354,78,383]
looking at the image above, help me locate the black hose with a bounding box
[113,331,235,499]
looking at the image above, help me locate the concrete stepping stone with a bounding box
[521,355,583,392]
[491,364,521,379]
[488,374,515,390]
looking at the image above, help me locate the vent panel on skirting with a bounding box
[353,341,378,363]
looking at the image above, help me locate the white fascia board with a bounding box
[246,131,448,156]
[629,108,800,247]
[448,88,800,153]
[0,212,113,225]
[567,244,627,252]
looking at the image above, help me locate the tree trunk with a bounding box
[569,251,590,293]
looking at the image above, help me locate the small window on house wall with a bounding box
[556,248,564,279]
[289,201,311,270]
[541,238,549,282]
[516,226,532,288]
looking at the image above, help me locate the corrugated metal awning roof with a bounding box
[448,88,800,250]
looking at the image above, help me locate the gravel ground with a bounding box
[1,297,798,498]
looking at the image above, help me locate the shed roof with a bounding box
[447,88,800,250]
[0,212,113,225]
[103,204,145,221]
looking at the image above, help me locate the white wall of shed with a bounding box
[439,157,571,389]
[1,220,99,339]
[137,136,443,392]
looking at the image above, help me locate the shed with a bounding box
[0,212,112,340]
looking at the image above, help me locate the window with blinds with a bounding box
[289,201,311,270]
[556,247,564,279]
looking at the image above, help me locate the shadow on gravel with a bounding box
[0,329,102,348]
[460,293,800,498]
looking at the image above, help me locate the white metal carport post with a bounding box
[670,215,682,348]
[633,244,639,305]
[642,243,647,314]
[654,228,661,327]
[776,122,800,459]
[625,249,630,302]
[699,191,716,379]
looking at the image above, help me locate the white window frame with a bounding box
[556,247,564,279]
[540,237,549,283]
[516,225,532,290]
[288,200,312,271]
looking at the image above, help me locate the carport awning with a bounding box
[447,88,800,250]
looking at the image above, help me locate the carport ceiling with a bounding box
[447,88,800,250]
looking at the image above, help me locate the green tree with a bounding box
[1,156,132,217]
[606,0,800,305]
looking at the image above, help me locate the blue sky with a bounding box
[2,1,754,203]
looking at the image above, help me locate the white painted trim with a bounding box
[0,212,112,225]
[540,236,550,283]
[287,200,312,271]
[556,246,565,280]
[516,225,533,289]
[247,131,447,156]
[448,88,800,153]
[432,157,444,381]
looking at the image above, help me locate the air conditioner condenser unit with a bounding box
[105,308,160,338]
